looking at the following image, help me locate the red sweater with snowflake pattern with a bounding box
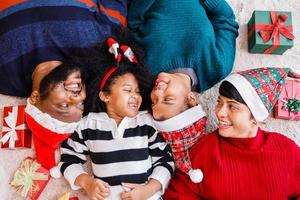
[164,128,300,200]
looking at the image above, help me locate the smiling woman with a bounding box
[23,58,88,178]
[216,81,257,138]
[31,61,86,123]
[164,67,300,199]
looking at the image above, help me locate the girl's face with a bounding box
[215,95,258,138]
[104,73,142,119]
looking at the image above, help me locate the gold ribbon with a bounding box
[11,158,48,197]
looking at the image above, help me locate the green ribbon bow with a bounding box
[286,98,300,113]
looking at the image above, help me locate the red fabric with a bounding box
[25,114,71,169]
[164,128,300,200]
[160,118,206,174]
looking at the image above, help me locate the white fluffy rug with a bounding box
[1,1,300,199]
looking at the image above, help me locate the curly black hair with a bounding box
[83,27,155,116]
[39,57,87,101]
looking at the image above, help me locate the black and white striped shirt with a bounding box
[59,111,174,193]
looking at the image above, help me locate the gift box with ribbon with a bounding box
[248,10,295,55]
[11,157,50,200]
[274,79,300,120]
[1,105,32,148]
[57,192,79,200]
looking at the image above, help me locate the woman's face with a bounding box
[36,70,86,123]
[103,73,142,119]
[215,95,257,138]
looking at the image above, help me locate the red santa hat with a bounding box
[25,100,78,178]
[154,104,207,183]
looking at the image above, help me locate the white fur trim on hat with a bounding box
[25,99,79,133]
[225,74,269,122]
[290,68,300,74]
[188,169,203,183]
[50,166,62,178]
[289,68,300,78]
[154,104,206,132]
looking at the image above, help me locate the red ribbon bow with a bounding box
[249,11,295,54]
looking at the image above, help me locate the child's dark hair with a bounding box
[39,57,87,100]
[83,27,154,115]
[219,81,246,105]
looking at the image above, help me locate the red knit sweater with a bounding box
[164,128,300,200]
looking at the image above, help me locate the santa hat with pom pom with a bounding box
[24,100,78,178]
[154,104,207,183]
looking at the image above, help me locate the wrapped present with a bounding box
[274,79,300,120]
[57,192,79,200]
[58,192,70,200]
[1,105,32,148]
[248,10,295,55]
[11,157,50,200]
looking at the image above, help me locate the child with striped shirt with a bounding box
[59,30,174,200]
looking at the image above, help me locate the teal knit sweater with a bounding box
[128,0,239,92]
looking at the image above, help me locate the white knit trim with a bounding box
[25,99,78,134]
[290,68,300,76]
[153,104,206,132]
[225,74,269,122]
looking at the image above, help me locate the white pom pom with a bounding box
[50,166,62,178]
[188,169,203,183]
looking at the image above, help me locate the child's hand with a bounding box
[78,175,110,200]
[120,183,147,200]
[121,178,162,200]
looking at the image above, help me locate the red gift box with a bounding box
[1,105,32,148]
[274,79,300,120]
[11,157,50,200]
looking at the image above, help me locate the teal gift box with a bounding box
[247,10,295,55]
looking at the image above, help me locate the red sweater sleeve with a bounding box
[290,141,300,199]
[164,170,200,200]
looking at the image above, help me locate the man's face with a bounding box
[151,72,192,121]
[36,70,86,123]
